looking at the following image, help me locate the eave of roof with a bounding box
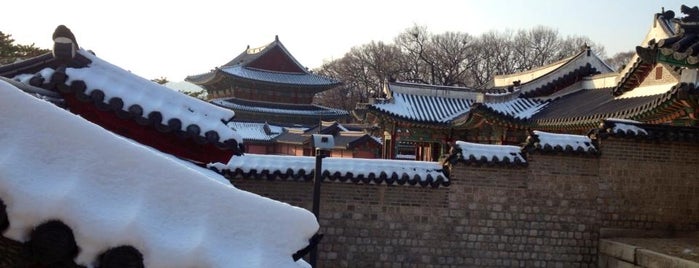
[212,98,349,117]
[595,118,699,142]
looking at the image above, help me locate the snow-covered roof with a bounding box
[228,121,284,142]
[603,118,649,136]
[449,141,527,166]
[5,48,245,159]
[492,48,614,97]
[596,118,699,142]
[369,82,548,124]
[66,50,242,144]
[480,98,549,120]
[212,98,349,117]
[371,91,472,124]
[221,66,339,86]
[525,130,598,154]
[209,154,449,187]
[0,79,316,267]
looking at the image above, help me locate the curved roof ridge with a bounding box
[221,36,309,74]
[493,52,579,83]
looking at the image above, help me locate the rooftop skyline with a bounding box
[1,0,690,81]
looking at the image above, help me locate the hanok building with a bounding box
[0,26,244,164]
[274,121,382,158]
[185,36,349,126]
[362,6,699,162]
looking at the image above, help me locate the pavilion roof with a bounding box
[492,47,614,98]
[212,97,349,117]
[186,37,340,88]
[367,81,548,128]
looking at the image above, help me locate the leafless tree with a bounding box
[313,24,608,113]
[605,50,635,72]
[314,41,406,110]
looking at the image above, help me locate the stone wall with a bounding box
[230,137,699,267]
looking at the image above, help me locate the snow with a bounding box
[228,121,283,141]
[371,84,547,123]
[615,83,674,99]
[607,118,648,135]
[221,66,338,86]
[0,80,317,267]
[209,153,447,184]
[64,50,243,145]
[532,130,596,152]
[371,92,472,123]
[484,99,548,120]
[454,141,526,163]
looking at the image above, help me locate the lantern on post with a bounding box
[309,134,333,267]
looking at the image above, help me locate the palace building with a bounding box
[185,36,349,126]
[360,8,699,161]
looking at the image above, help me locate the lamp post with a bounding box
[309,134,333,267]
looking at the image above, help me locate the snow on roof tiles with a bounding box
[228,121,283,142]
[482,98,549,120]
[212,98,349,117]
[221,66,339,86]
[209,154,449,187]
[450,141,527,166]
[63,50,243,146]
[525,130,598,154]
[370,91,473,124]
[370,82,548,124]
[0,80,316,267]
[603,118,649,136]
[596,118,699,142]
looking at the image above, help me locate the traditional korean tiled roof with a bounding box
[523,130,599,155]
[0,25,245,162]
[186,37,340,88]
[219,66,339,86]
[212,97,349,117]
[533,82,698,130]
[369,81,549,128]
[615,9,679,96]
[369,89,473,125]
[613,55,657,96]
[0,79,317,267]
[636,5,699,68]
[595,118,699,142]
[493,47,614,98]
[275,121,381,149]
[445,141,527,166]
[275,129,309,145]
[228,121,284,142]
[208,154,449,187]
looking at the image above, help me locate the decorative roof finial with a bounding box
[275,35,279,41]
[52,25,79,62]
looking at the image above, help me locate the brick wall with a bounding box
[229,137,699,267]
[598,138,699,231]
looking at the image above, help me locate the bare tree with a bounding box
[605,50,635,72]
[395,25,434,84]
[314,24,608,110]
[315,41,406,110]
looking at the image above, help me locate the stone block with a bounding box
[599,239,637,263]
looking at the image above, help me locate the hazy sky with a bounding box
[1,0,690,81]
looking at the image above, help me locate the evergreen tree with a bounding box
[0,31,50,65]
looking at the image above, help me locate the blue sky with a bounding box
[1,0,690,81]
